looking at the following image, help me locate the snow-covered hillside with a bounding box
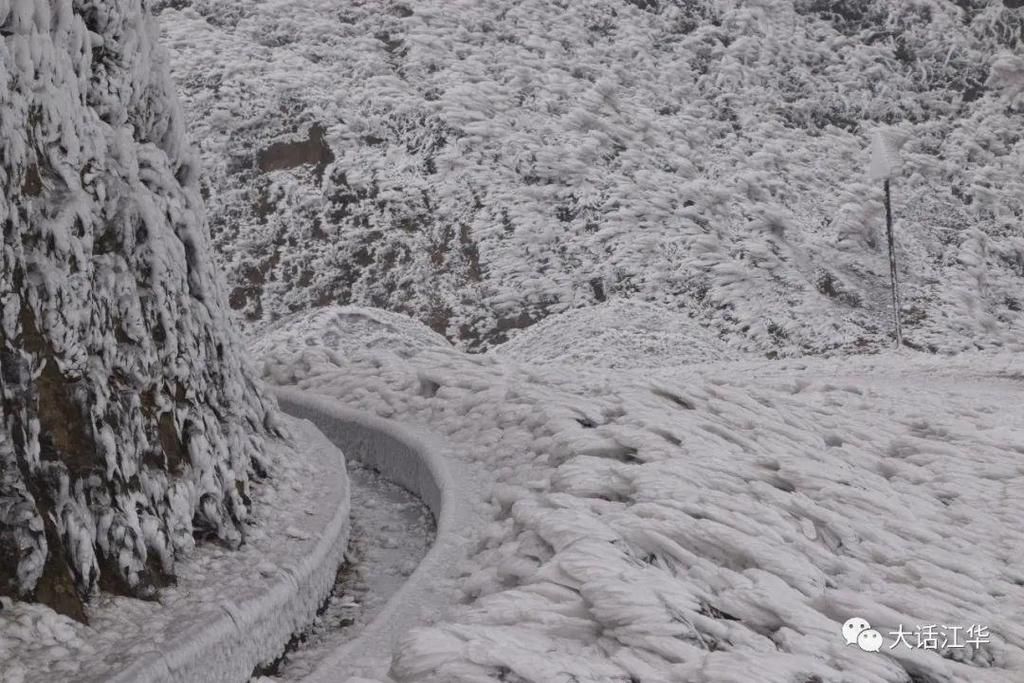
[4,0,1022,679]
[254,305,452,365]
[257,315,1024,683]
[490,298,735,368]
[0,0,275,617]
[158,0,1024,355]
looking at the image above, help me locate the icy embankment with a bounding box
[0,419,349,683]
[257,307,1024,683]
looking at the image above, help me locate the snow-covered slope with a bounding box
[158,0,1024,355]
[257,323,1024,683]
[254,305,450,361]
[0,0,276,617]
[253,304,452,386]
[491,298,735,368]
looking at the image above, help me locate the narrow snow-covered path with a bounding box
[275,388,492,682]
[263,461,434,680]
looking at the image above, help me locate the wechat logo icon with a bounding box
[843,617,883,652]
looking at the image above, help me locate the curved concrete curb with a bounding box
[275,387,473,682]
[88,418,350,683]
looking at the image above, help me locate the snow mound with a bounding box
[492,299,734,368]
[253,306,452,383]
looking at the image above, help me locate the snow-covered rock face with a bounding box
[159,0,1024,356]
[0,0,275,618]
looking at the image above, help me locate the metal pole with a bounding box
[884,179,902,348]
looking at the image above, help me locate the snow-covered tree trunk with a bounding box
[0,0,277,620]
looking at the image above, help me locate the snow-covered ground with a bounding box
[0,419,349,683]
[275,388,490,682]
[9,2,1023,679]
[257,306,1024,683]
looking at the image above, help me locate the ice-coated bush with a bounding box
[160,0,1024,356]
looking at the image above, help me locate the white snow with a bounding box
[490,298,735,369]
[156,0,1024,356]
[0,418,349,683]
[256,309,1024,683]
[254,305,451,367]
[5,1,1023,681]
[1,0,278,603]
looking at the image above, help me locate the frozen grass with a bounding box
[490,299,736,369]
[258,307,1024,683]
[157,0,1024,355]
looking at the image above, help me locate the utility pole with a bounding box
[869,128,909,348]
[883,178,902,348]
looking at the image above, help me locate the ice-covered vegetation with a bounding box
[258,311,1024,682]
[254,305,452,366]
[0,422,347,683]
[4,0,1023,678]
[158,0,1024,355]
[0,0,275,618]
[491,299,735,368]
